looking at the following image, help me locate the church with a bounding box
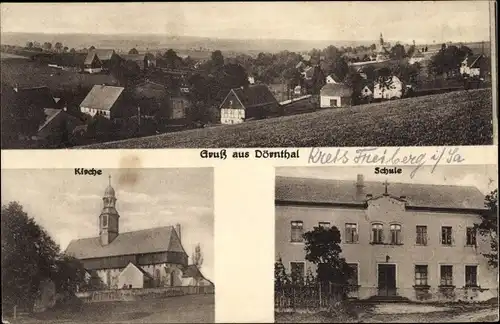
[65,176,212,290]
[275,174,498,302]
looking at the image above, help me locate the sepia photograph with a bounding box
[0,1,496,149]
[1,168,214,323]
[274,165,498,323]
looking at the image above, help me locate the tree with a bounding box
[26,41,33,49]
[303,225,353,285]
[42,42,52,51]
[1,202,61,311]
[210,50,224,71]
[407,45,416,58]
[53,255,87,295]
[390,44,406,59]
[164,49,180,69]
[475,189,498,268]
[63,46,69,53]
[54,42,63,52]
[274,257,290,289]
[128,48,139,55]
[192,243,203,267]
[69,48,76,54]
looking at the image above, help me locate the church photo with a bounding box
[1,167,214,323]
[274,165,498,319]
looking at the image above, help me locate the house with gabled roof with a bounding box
[79,85,125,119]
[460,54,486,78]
[275,174,498,302]
[84,49,119,73]
[219,84,281,124]
[65,177,211,290]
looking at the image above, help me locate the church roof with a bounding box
[275,176,487,211]
[65,226,187,260]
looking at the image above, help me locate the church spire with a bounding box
[100,174,119,245]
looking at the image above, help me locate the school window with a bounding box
[372,223,383,244]
[390,224,402,244]
[291,221,304,242]
[440,265,453,286]
[319,222,330,228]
[290,262,305,283]
[345,223,359,243]
[466,227,476,246]
[414,265,428,286]
[441,226,452,245]
[465,265,478,287]
[347,263,359,287]
[416,226,427,245]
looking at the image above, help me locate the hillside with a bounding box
[82,89,493,148]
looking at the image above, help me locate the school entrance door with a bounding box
[378,264,397,296]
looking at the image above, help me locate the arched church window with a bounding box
[102,215,108,227]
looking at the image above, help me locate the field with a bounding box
[7,294,214,324]
[275,301,499,323]
[0,57,120,93]
[82,88,493,148]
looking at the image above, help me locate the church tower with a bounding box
[99,175,120,245]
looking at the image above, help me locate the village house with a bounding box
[460,54,486,78]
[120,53,156,71]
[79,85,126,119]
[275,175,498,302]
[132,80,190,122]
[373,75,404,100]
[319,83,353,108]
[84,49,119,73]
[47,53,87,72]
[13,85,58,109]
[409,49,425,65]
[65,177,211,290]
[36,108,84,145]
[219,84,281,124]
[326,74,342,84]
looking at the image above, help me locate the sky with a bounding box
[276,164,498,195]
[0,1,492,43]
[1,168,214,282]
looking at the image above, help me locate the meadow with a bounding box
[82,88,493,148]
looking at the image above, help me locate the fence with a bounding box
[275,283,353,311]
[76,285,214,303]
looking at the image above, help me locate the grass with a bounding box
[82,88,493,148]
[275,301,499,323]
[10,294,214,324]
[0,57,120,93]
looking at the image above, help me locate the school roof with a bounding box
[320,83,353,97]
[226,84,278,109]
[275,176,487,211]
[65,226,187,260]
[80,85,124,111]
[85,49,115,63]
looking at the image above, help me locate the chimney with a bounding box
[175,224,181,241]
[366,194,373,199]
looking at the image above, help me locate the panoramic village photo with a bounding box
[274,165,499,323]
[0,1,495,149]
[1,168,215,323]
